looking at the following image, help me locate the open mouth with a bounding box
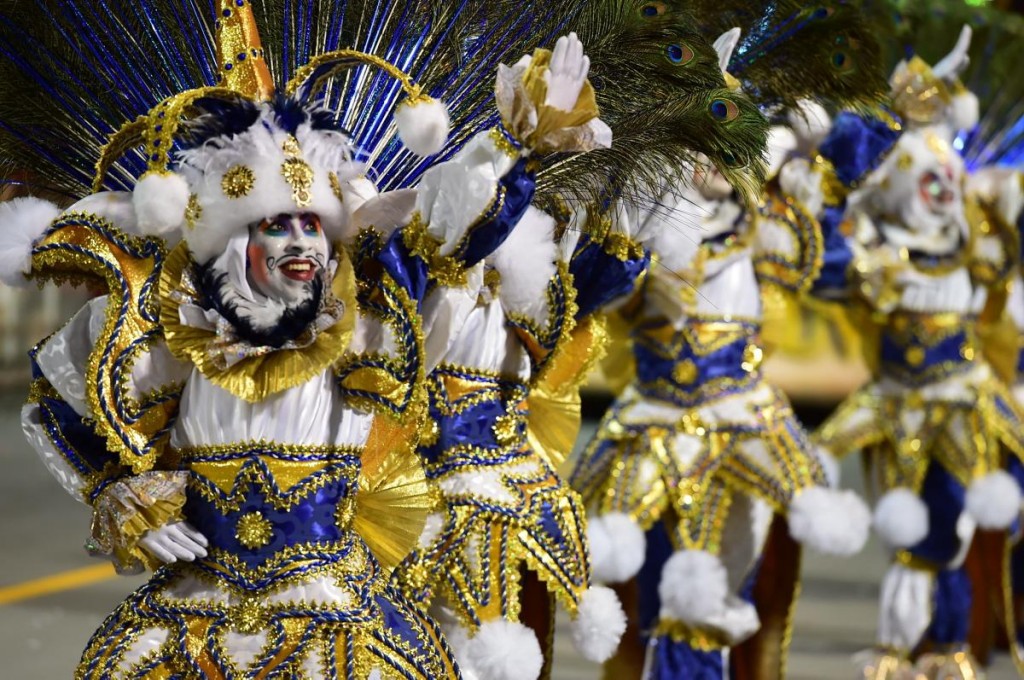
[279,258,319,282]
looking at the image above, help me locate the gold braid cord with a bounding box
[30,213,176,473]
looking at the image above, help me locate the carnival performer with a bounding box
[0,1,622,677]
[812,27,1024,678]
[569,13,887,677]
[390,3,776,679]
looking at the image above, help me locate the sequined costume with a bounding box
[2,1,624,677]
[567,14,888,678]
[811,35,1024,677]
[24,232,458,678]
[391,183,648,674]
[570,152,872,678]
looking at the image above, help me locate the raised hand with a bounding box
[932,25,971,82]
[543,32,591,112]
[139,521,209,564]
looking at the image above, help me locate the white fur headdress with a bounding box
[93,2,449,263]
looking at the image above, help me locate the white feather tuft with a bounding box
[966,471,1022,530]
[0,197,62,287]
[873,488,929,549]
[570,586,626,663]
[587,512,646,584]
[788,486,870,556]
[658,550,728,624]
[488,206,557,321]
[457,619,542,680]
[133,171,189,238]
[395,97,450,157]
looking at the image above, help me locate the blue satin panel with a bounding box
[569,235,650,319]
[1017,347,1024,377]
[927,567,971,645]
[460,158,536,267]
[638,522,674,634]
[419,397,512,467]
[184,477,352,570]
[908,464,965,566]
[537,500,567,546]
[42,395,118,476]
[880,329,970,375]
[812,204,852,294]
[818,111,903,188]
[634,334,751,393]
[379,229,430,307]
[647,636,725,680]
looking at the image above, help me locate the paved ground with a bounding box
[0,398,1018,678]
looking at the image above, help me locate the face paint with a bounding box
[873,129,967,256]
[246,213,330,305]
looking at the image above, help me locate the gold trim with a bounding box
[159,243,357,402]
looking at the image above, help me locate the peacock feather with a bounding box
[546,0,770,208]
[687,0,891,115]
[0,0,768,223]
[0,0,577,199]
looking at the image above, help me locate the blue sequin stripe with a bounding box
[38,399,105,478]
[516,497,588,596]
[185,547,366,594]
[426,447,533,478]
[364,641,421,680]
[445,527,502,626]
[79,618,135,679]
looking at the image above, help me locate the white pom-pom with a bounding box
[132,171,189,238]
[658,550,728,624]
[788,486,870,556]
[873,488,929,549]
[395,97,450,157]
[459,619,542,680]
[570,586,627,663]
[587,512,647,584]
[949,92,979,133]
[966,471,1022,530]
[0,197,61,287]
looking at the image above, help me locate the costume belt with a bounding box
[879,327,972,385]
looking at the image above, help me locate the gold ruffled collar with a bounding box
[160,243,357,402]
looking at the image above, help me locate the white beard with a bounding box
[205,234,318,332]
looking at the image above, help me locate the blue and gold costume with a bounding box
[812,49,1024,677]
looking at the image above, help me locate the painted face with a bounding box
[868,129,967,256]
[246,213,330,304]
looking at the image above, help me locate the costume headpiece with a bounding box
[93,0,450,261]
[814,27,979,203]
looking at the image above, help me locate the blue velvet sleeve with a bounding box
[568,234,649,320]
[27,350,125,503]
[811,204,853,296]
[378,158,537,307]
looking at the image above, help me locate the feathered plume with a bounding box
[890,0,1024,171]
[687,0,891,114]
[539,0,770,208]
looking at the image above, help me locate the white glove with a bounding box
[877,563,932,650]
[544,32,591,112]
[932,25,971,82]
[139,521,209,564]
